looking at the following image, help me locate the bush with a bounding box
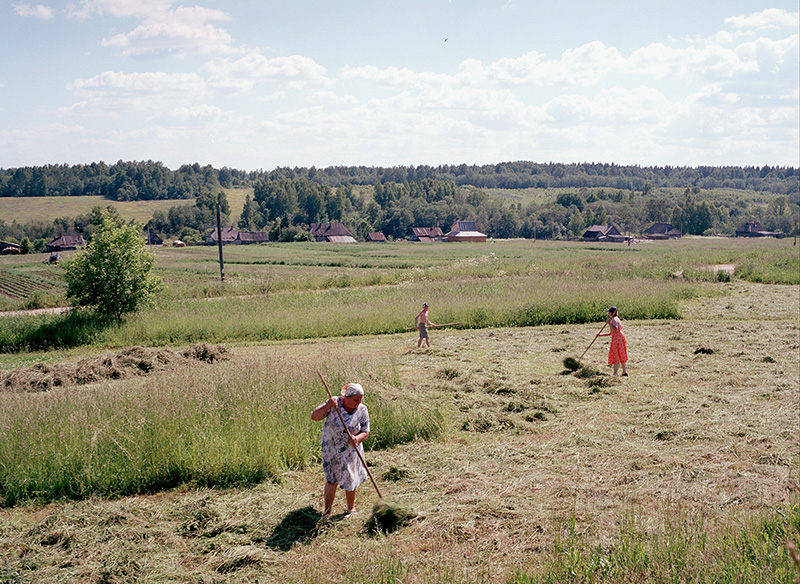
[63,212,163,321]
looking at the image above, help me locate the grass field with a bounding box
[0,238,797,583]
[0,188,253,226]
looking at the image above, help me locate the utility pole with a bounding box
[216,199,225,282]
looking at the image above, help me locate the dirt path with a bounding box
[0,306,70,318]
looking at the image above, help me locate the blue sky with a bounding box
[1,1,798,171]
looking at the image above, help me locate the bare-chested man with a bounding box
[415,302,437,348]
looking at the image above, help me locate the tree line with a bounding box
[2,160,797,200]
[166,179,797,243]
[0,161,221,200]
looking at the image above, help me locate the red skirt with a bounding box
[608,330,628,364]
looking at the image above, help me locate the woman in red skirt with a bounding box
[599,306,628,376]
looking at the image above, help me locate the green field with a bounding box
[0,187,252,226]
[0,238,797,583]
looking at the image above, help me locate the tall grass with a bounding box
[282,501,800,584]
[94,276,693,348]
[0,354,445,506]
[0,274,695,351]
[512,502,800,584]
[0,309,108,352]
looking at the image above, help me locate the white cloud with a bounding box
[70,70,205,94]
[204,53,332,90]
[486,42,625,86]
[725,8,800,32]
[735,34,799,71]
[171,104,226,121]
[100,6,233,57]
[67,0,173,19]
[341,65,452,88]
[542,86,679,127]
[13,3,54,19]
[67,70,207,116]
[67,1,234,57]
[628,42,759,79]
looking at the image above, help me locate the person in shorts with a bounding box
[415,302,437,348]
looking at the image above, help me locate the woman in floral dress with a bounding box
[599,306,628,376]
[311,382,370,516]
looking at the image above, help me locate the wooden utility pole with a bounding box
[216,200,225,282]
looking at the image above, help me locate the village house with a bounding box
[582,225,626,242]
[235,231,270,245]
[0,241,21,255]
[310,222,357,243]
[206,227,239,245]
[365,232,387,242]
[143,230,163,245]
[644,222,682,239]
[409,227,444,242]
[735,221,782,238]
[46,235,85,252]
[445,221,487,242]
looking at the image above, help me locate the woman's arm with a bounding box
[349,431,369,448]
[311,397,337,421]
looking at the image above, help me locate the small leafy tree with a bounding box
[64,212,163,321]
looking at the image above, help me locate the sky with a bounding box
[1,1,798,172]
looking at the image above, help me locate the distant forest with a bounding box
[1,160,798,199]
[1,160,798,248]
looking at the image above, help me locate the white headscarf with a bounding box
[341,382,364,397]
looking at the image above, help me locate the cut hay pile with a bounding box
[363,502,418,535]
[1,343,228,392]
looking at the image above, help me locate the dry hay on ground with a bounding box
[0,343,228,392]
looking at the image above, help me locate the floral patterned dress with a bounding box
[608,317,628,365]
[320,401,370,491]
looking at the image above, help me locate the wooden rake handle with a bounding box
[580,321,608,361]
[316,371,383,499]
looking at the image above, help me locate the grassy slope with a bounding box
[0,281,797,583]
[0,188,252,226]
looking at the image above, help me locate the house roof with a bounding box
[736,221,764,232]
[207,227,239,242]
[366,232,386,241]
[450,221,478,233]
[326,235,357,243]
[48,235,86,248]
[310,222,354,238]
[645,222,673,234]
[237,231,270,243]
[411,227,444,237]
[583,225,621,238]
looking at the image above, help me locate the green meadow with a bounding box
[0,237,797,583]
[0,188,252,226]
